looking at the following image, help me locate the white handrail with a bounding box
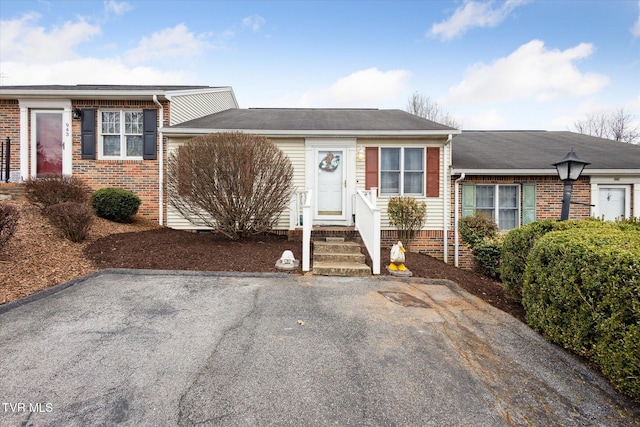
[302,189,312,272]
[355,188,381,274]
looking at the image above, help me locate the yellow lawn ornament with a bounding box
[388,241,407,271]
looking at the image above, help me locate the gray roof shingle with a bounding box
[170,108,457,131]
[452,131,640,172]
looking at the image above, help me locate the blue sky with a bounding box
[1,0,639,130]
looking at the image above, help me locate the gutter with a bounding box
[153,95,164,226]
[160,128,461,138]
[443,134,452,264]
[453,172,466,267]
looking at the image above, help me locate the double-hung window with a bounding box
[463,184,522,230]
[99,111,144,159]
[380,147,424,195]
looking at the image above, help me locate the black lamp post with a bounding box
[552,149,590,221]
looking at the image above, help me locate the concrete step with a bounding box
[313,240,363,254]
[313,251,366,263]
[312,261,371,277]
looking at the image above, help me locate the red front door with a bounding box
[36,112,63,175]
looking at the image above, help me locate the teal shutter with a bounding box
[461,184,475,217]
[522,183,536,225]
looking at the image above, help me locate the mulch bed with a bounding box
[84,228,525,322]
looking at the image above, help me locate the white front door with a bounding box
[598,186,627,221]
[316,149,346,219]
[305,139,356,225]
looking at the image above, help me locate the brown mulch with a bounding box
[1,200,525,322]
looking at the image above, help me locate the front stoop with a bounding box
[312,240,371,277]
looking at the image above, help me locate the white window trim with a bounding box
[379,147,425,196]
[476,184,521,230]
[98,109,144,160]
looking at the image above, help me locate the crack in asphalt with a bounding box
[176,286,261,426]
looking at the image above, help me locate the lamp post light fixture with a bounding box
[552,149,590,221]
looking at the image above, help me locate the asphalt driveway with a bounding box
[0,270,638,426]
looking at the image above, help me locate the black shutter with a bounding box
[143,109,157,160]
[80,108,96,159]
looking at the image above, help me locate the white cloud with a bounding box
[446,40,609,105]
[124,24,213,63]
[293,67,412,108]
[104,0,133,17]
[242,14,266,32]
[464,108,507,129]
[0,14,188,85]
[632,1,640,37]
[0,58,188,86]
[429,0,528,41]
[0,13,101,64]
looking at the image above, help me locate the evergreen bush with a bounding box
[473,236,503,279]
[458,212,498,250]
[501,218,614,301]
[458,212,500,277]
[523,228,640,400]
[91,188,141,223]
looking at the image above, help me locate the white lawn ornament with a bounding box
[275,250,299,270]
[389,241,407,271]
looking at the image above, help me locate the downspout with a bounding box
[153,95,164,226]
[443,134,452,264]
[454,172,466,267]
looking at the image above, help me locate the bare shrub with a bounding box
[387,196,426,250]
[166,132,294,240]
[0,203,20,251]
[25,174,91,211]
[45,202,94,243]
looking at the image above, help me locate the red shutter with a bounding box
[426,147,440,197]
[365,147,378,190]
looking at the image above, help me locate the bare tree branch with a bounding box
[572,108,639,144]
[405,92,461,129]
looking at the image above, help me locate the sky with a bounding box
[1,0,639,131]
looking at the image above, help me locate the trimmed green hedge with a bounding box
[501,219,618,301]
[91,188,141,223]
[522,228,640,400]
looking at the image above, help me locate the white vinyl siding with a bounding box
[169,90,238,125]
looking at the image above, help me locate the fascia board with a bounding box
[164,87,234,98]
[1,89,168,101]
[451,168,640,176]
[450,168,556,176]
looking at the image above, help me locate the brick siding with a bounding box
[384,175,593,270]
[0,99,169,220]
[0,100,21,178]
